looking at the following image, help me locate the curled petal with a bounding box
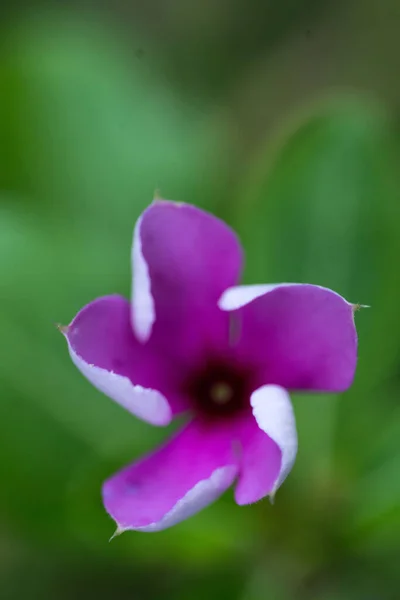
[234,386,296,504]
[220,283,358,392]
[102,420,238,532]
[63,295,177,425]
[131,200,243,359]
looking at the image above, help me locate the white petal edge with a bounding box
[115,466,237,533]
[218,283,353,312]
[250,385,298,497]
[131,214,155,342]
[66,337,172,426]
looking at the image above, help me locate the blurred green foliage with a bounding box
[0,4,399,600]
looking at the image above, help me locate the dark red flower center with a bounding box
[184,360,253,419]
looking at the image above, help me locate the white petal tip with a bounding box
[352,303,370,311]
[109,525,125,542]
[56,323,69,335]
[153,189,162,202]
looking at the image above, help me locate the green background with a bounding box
[1,3,399,599]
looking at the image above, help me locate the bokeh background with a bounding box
[1,2,400,599]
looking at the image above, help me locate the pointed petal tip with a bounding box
[352,303,370,312]
[55,323,69,335]
[151,196,186,208]
[109,525,126,542]
[152,188,162,202]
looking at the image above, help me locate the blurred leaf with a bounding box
[233,97,392,294]
[231,97,400,548]
[0,10,233,549]
[346,453,400,547]
[0,10,229,224]
[232,98,386,474]
[144,0,323,98]
[0,381,93,542]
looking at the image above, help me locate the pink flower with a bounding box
[62,200,358,533]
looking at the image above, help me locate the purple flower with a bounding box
[62,200,358,533]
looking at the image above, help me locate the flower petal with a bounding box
[235,385,297,505]
[220,283,357,392]
[131,200,243,357]
[63,295,177,426]
[102,420,238,532]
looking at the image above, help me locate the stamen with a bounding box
[210,381,233,405]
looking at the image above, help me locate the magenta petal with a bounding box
[102,420,239,532]
[221,284,357,392]
[131,200,243,358]
[63,295,181,425]
[234,417,282,505]
[235,385,297,505]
